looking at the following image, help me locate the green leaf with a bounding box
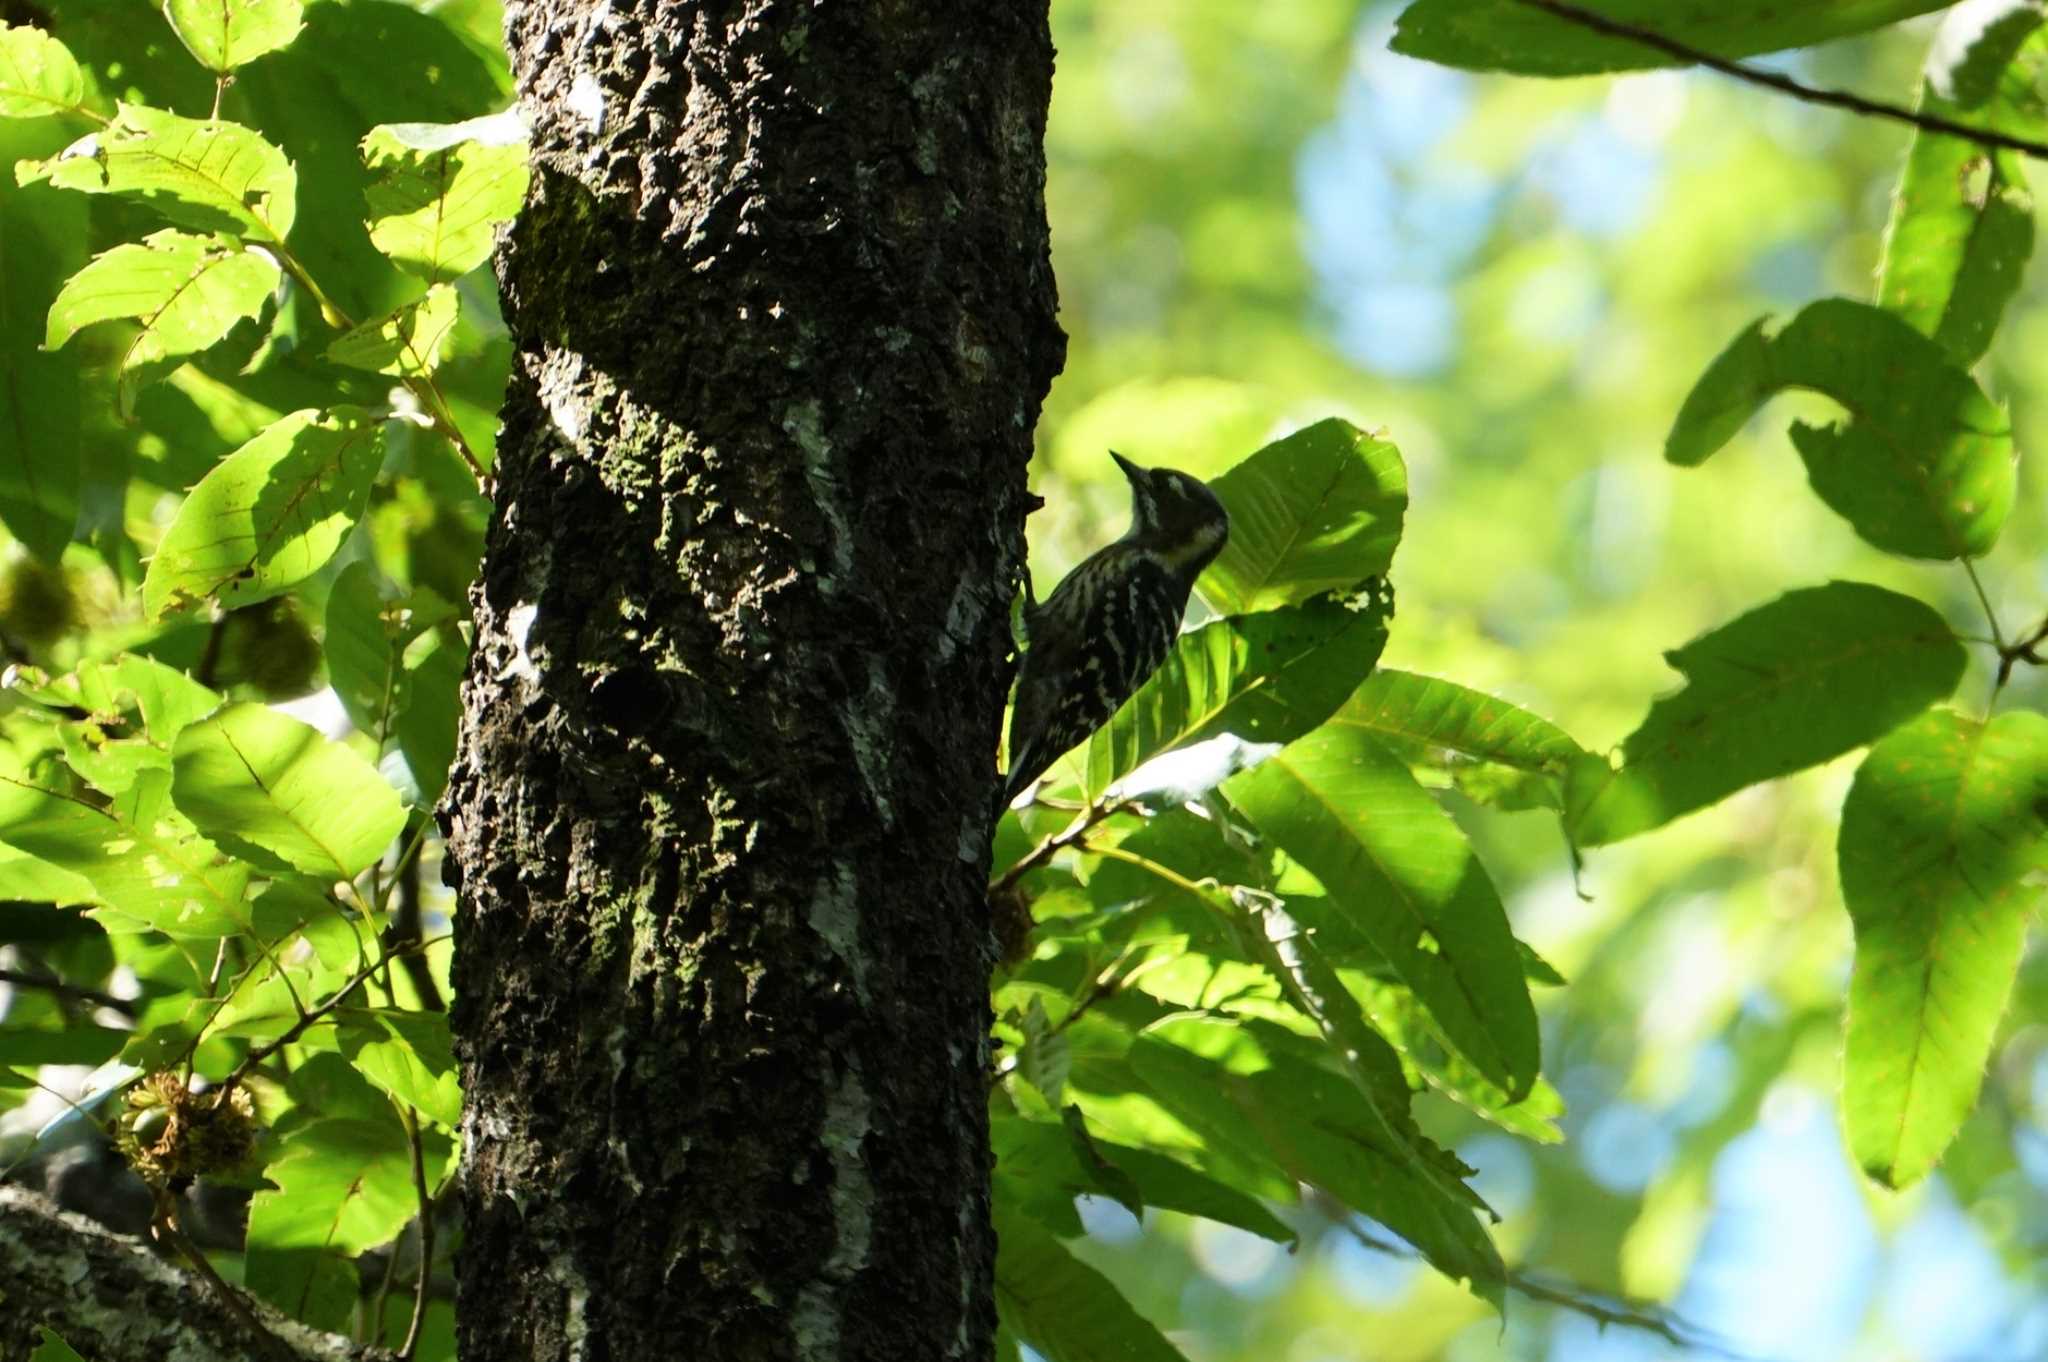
[1933,0,2045,107]
[994,1187,1194,1362]
[162,0,305,73]
[324,560,406,736]
[1666,299,2014,559]
[172,701,407,878]
[45,229,280,416]
[1199,418,1406,615]
[391,621,463,808]
[1391,0,1953,76]
[1128,1015,1503,1303]
[1567,582,1967,846]
[1840,707,2048,1188]
[49,654,222,796]
[1342,669,1588,812]
[1876,24,2047,365]
[1225,727,1540,1098]
[17,102,297,242]
[143,407,385,619]
[992,1111,1298,1245]
[30,1328,88,1362]
[1016,995,1070,1106]
[246,1111,445,1254]
[362,112,530,284]
[1082,582,1394,799]
[0,763,251,937]
[0,1022,127,1065]
[337,1007,461,1127]
[0,24,85,120]
[324,283,459,377]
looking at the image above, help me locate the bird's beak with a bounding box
[1109,450,1143,483]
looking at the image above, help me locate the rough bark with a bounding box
[0,1186,389,1362]
[440,4,1062,1361]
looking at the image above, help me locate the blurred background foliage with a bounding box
[1033,3,2048,1360]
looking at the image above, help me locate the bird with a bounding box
[999,450,1231,808]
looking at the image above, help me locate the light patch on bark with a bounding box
[831,655,899,828]
[784,399,854,588]
[502,602,544,683]
[566,72,606,132]
[547,1255,595,1360]
[808,865,868,1001]
[791,1064,874,1360]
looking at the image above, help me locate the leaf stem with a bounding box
[989,798,1140,895]
[1507,0,2048,163]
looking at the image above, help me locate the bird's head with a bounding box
[1112,450,1230,576]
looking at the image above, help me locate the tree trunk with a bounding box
[439,3,1063,1360]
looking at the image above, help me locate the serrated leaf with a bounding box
[1199,418,1406,615]
[1017,995,1070,1106]
[1225,727,1539,1099]
[1841,707,2048,1188]
[1128,1015,1503,1303]
[246,1112,445,1256]
[1342,670,1587,811]
[17,102,296,241]
[52,653,224,795]
[1567,582,1967,845]
[1667,299,2013,559]
[144,407,385,619]
[0,24,85,120]
[1876,20,2046,365]
[362,112,529,283]
[324,282,459,377]
[172,701,407,879]
[1083,582,1394,799]
[337,1007,461,1127]
[162,0,305,73]
[0,761,251,937]
[1391,0,1953,76]
[994,1188,1194,1362]
[45,229,279,416]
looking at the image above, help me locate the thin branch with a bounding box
[0,966,136,1017]
[989,798,1139,896]
[1330,1216,1754,1358]
[1508,0,2048,163]
[213,936,449,1103]
[395,1103,435,1361]
[153,1190,300,1362]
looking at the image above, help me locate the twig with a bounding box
[0,966,135,1017]
[989,798,1139,896]
[396,1103,435,1360]
[1330,1215,1754,1357]
[153,1191,299,1362]
[1507,0,2048,163]
[213,935,448,1103]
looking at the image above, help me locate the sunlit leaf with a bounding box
[362,112,529,283]
[1840,707,2048,1188]
[337,1007,461,1128]
[1392,0,1954,76]
[1083,580,1394,799]
[45,229,279,416]
[172,701,407,878]
[1199,418,1406,615]
[1567,582,1967,845]
[1667,299,2013,559]
[0,115,86,561]
[162,0,305,73]
[143,407,384,619]
[1876,23,2046,365]
[324,282,459,377]
[1129,1015,1504,1304]
[1226,727,1540,1098]
[0,761,250,937]
[0,24,86,120]
[17,102,297,242]
[1341,669,1587,811]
